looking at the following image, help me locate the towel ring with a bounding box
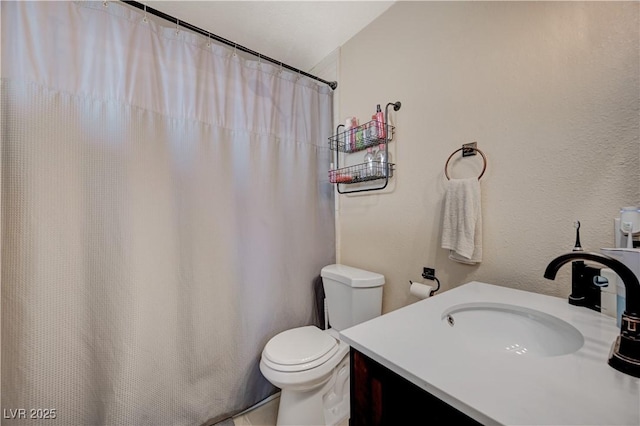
[444,147,487,180]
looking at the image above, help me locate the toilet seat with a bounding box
[262,326,340,372]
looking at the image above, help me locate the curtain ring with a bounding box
[233,43,237,57]
[175,19,180,35]
[257,53,262,68]
[206,33,211,48]
[103,1,108,7]
[142,4,148,23]
[278,62,283,74]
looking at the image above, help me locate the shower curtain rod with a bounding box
[120,0,338,90]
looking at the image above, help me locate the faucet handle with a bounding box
[621,314,640,338]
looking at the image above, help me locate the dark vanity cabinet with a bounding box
[349,348,483,425]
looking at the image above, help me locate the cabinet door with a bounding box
[350,348,482,425]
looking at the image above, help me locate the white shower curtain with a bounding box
[1,2,335,425]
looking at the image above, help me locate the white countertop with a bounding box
[339,282,640,426]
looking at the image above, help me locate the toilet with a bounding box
[259,264,385,426]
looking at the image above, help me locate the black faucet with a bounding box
[544,251,640,378]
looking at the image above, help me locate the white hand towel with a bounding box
[441,178,482,264]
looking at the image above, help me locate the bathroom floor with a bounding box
[232,395,350,426]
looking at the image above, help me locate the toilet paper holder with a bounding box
[409,267,441,297]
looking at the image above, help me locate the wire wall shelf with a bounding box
[328,121,396,153]
[329,100,401,194]
[328,162,395,184]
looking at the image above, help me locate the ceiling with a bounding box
[146,1,395,72]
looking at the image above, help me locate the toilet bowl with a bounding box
[259,326,350,426]
[259,264,385,426]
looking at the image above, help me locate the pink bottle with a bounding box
[375,104,386,139]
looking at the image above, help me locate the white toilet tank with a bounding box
[320,264,385,331]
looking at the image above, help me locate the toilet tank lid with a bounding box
[321,264,385,288]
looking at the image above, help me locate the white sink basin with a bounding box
[441,302,584,357]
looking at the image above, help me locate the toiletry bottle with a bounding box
[344,118,353,153]
[362,121,370,146]
[356,125,364,150]
[364,147,375,178]
[374,143,390,177]
[375,104,386,139]
[351,117,359,152]
[368,115,378,141]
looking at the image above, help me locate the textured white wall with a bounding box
[336,1,640,314]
